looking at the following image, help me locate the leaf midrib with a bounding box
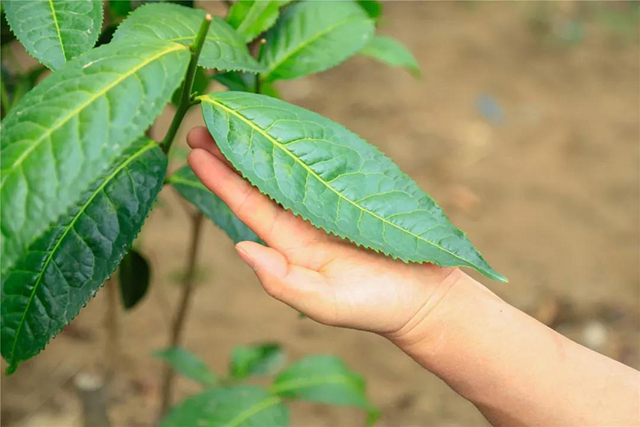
[271,374,354,394]
[200,95,474,270]
[222,395,282,427]
[47,0,66,61]
[0,43,186,189]
[262,13,369,79]
[6,140,159,368]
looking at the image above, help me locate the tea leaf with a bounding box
[230,343,286,379]
[168,165,260,244]
[1,39,189,275]
[357,0,383,19]
[1,139,167,373]
[113,3,265,73]
[154,347,217,387]
[227,0,291,43]
[214,71,280,98]
[118,248,151,310]
[272,355,375,414]
[199,92,506,282]
[162,386,289,427]
[260,1,374,82]
[361,35,421,76]
[3,0,103,70]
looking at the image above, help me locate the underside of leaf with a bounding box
[199,92,506,282]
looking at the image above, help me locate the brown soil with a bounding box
[2,2,639,427]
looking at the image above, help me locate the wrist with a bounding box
[384,268,503,361]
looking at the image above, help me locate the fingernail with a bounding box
[236,244,257,271]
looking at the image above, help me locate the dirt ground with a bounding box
[2,2,639,427]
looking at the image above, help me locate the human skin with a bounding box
[187,126,640,426]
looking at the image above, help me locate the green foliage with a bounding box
[231,343,286,379]
[155,347,218,387]
[214,71,280,97]
[227,0,291,43]
[113,3,265,72]
[272,355,376,416]
[162,385,289,427]
[171,67,209,106]
[1,39,189,276]
[3,0,103,70]
[118,248,151,310]
[200,92,505,282]
[357,0,383,20]
[108,0,132,18]
[168,165,260,244]
[361,35,421,76]
[259,1,375,82]
[1,139,167,374]
[161,346,374,426]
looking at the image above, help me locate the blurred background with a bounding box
[2,1,639,426]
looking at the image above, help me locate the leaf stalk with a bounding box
[160,13,212,154]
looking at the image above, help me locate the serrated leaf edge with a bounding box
[199,95,506,282]
[4,140,163,372]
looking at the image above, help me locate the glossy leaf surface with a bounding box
[1,39,189,275]
[259,1,375,82]
[200,92,506,281]
[227,0,290,43]
[113,3,264,72]
[3,0,103,70]
[162,386,289,427]
[1,139,167,373]
[230,343,285,379]
[154,347,217,387]
[272,355,373,411]
[361,35,421,76]
[118,248,151,310]
[168,165,259,244]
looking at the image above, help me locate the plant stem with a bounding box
[157,212,204,419]
[160,14,212,154]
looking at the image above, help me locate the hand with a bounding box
[187,127,464,338]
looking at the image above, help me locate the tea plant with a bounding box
[1,0,505,424]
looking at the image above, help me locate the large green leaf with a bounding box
[230,343,285,380]
[227,0,291,43]
[3,0,103,70]
[118,248,151,310]
[113,3,265,73]
[1,139,167,374]
[1,39,189,275]
[259,1,375,82]
[361,35,421,76]
[154,347,217,387]
[271,355,374,413]
[162,386,289,427]
[168,165,260,244]
[199,92,506,282]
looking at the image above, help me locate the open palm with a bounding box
[187,127,460,337]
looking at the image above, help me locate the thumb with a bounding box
[235,241,336,324]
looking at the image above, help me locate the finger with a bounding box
[186,126,233,168]
[188,149,320,250]
[236,241,337,325]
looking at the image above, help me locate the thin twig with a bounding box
[157,212,204,419]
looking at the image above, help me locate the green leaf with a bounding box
[118,248,151,310]
[162,385,289,427]
[154,347,217,387]
[3,0,103,70]
[357,0,383,19]
[113,3,265,73]
[227,0,291,43]
[214,71,280,98]
[168,165,260,244]
[361,35,421,76]
[259,1,375,82]
[230,343,286,380]
[1,39,189,276]
[1,139,167,374]
[271,355,374,413]
[199,92,506,282]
